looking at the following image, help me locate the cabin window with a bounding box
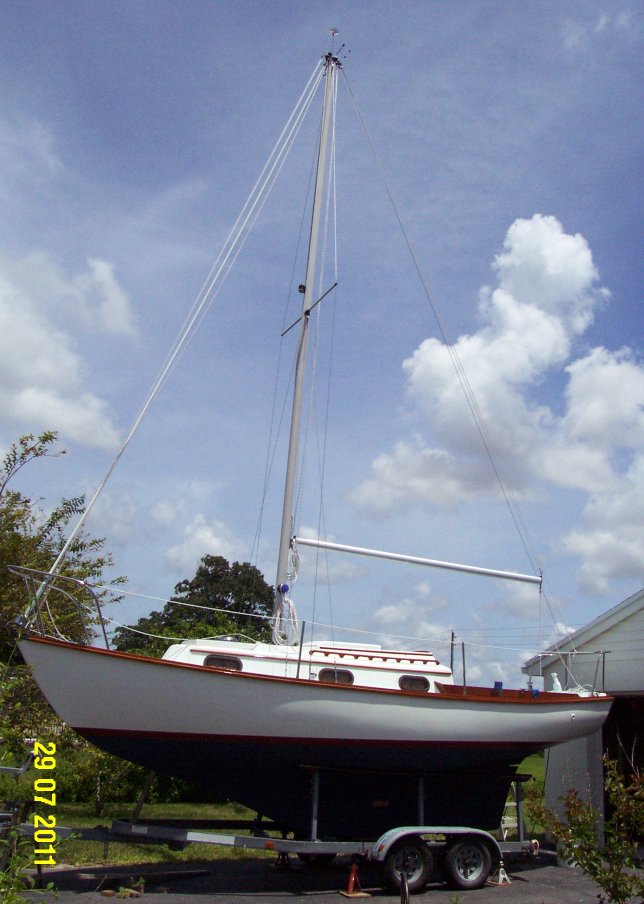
[203,654,242,671]
[319,668,354,686]
[399,675,430,692]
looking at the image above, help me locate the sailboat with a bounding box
[17,48,611,842]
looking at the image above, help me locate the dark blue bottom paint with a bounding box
[80,730,535,839]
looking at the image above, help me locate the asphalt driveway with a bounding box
[27,850,633,903]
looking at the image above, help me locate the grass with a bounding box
[502,751,547,840]
[54,800,275,867]
[518,751,545,784]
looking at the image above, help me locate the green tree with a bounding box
[0,432,122,756]
[527,757,644,904]
[112,554,274,656]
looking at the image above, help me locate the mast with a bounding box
[274,51,340,613]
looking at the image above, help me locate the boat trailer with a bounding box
[4,759,538,894]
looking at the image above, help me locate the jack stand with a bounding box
[487,860,512,886]
[273,851,291,870]
[340,861,370,898]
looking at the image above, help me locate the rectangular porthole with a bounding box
[319,667,354,685]
[399,675,430,692]
[203,655,242,671]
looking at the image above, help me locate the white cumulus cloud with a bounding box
[562,455,644,594]
[351,214,644,595]
[164,513,248,574]
[372,581,452,646]
[0,253,136,449]
[72,258,137,336]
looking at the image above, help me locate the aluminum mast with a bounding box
[274,52,340,609]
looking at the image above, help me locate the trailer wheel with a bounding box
[444,836,492,890]
[380,837,432,894]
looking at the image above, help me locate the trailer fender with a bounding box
[370,825,501,864]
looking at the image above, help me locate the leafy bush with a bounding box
[527,756,644,904]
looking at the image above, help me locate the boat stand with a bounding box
[487,861,513,886]
[340,860,370,898]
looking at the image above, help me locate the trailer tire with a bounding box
[380,837,432,894]
[444,836,492,890]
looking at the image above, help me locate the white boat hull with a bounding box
[20,636,611,838]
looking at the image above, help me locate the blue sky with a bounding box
[1,1,642,685]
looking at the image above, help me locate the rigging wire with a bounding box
[39,59,325,586]
[339,72,577,631]
[338,68,591,679]
[250,65,340,571]
[257,57,341,606]
[249,95,321,568]
[341,69,542,579]
[75,580,614,682]
[29,56,585,687]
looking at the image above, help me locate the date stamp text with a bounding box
[32,741,57,866]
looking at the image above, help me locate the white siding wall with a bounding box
[543,606,644,693]
[544,730,605,837]
[536,594,643,836]
[598,608,644,691]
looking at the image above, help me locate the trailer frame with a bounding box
[11,764,539,893]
